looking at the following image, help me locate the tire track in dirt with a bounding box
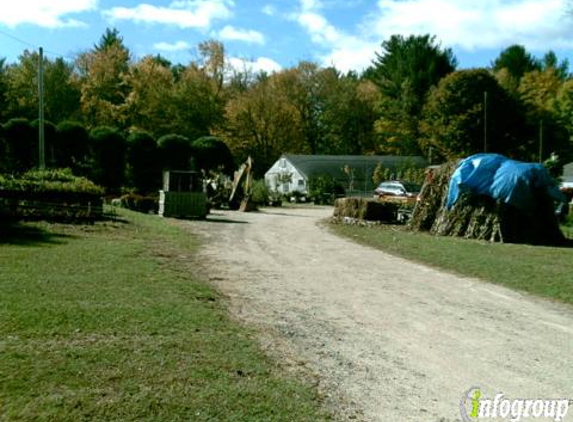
[180,206,573,422]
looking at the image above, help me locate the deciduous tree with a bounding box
[420,69,522,159]
[5,51,80,123]
[518,68,569,161]
[316,69,378,154]
[124,56,175,136]
[78,29,131,128]
[278,62,323,154]
[220,73,305,175]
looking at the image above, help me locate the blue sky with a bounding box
[2,0,573,74]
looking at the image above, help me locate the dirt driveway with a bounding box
[180,206,573,422]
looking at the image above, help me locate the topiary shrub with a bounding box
[31,119,57,167]
[157,134,193,171]
[126,131,161,193]
[2,118,36,173]
[55,121,90,174]
[89,126,127,192]
[191,136,234,176]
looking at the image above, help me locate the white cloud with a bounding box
[228,56,282,74]
[300,0,323,11]
[293,0,376,71]
[0,0,97,28]
[262,4,276,16]
[103,0,234,29]
[153,40,191,52]
[297,12,341,45]
[370,0,573,50]
[293,0,573,72]
[217,25,265,44]
[321,42,379,73]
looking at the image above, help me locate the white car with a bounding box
[374,181,420,198]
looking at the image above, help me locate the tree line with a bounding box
[1,29,572,182]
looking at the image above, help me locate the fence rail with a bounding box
[0,192,104,222]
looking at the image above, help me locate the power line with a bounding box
[0,28,76,61]
[0,28,37,49]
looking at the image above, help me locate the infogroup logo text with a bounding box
[460,387,570,422]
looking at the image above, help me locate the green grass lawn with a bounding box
[0,211,331,422]
[329,222,573,305]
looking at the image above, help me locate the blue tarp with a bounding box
[446,154,564,211]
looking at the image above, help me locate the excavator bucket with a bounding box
[229,156,257,212]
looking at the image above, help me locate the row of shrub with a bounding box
[0,118,235,194]
[0,168,104,196]
[0,168,104,221]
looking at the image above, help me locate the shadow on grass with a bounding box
[0,222,74,246]
[104,215,131,225]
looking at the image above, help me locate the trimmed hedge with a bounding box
[0,168,104,196]
[2,118,36,172]
[191,136,234,175]
[89,126,127,191]
[55,121,90,173]
[158,134,193,171]
[0,119,236,194]
[0,169,104,221]
[126,131,161,193]
[31,119,57,167]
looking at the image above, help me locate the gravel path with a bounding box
[180,206,573,422]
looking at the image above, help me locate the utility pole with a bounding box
[483,91,488,153]
[38,46,45,169]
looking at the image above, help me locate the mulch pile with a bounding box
[409,162,565,245]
